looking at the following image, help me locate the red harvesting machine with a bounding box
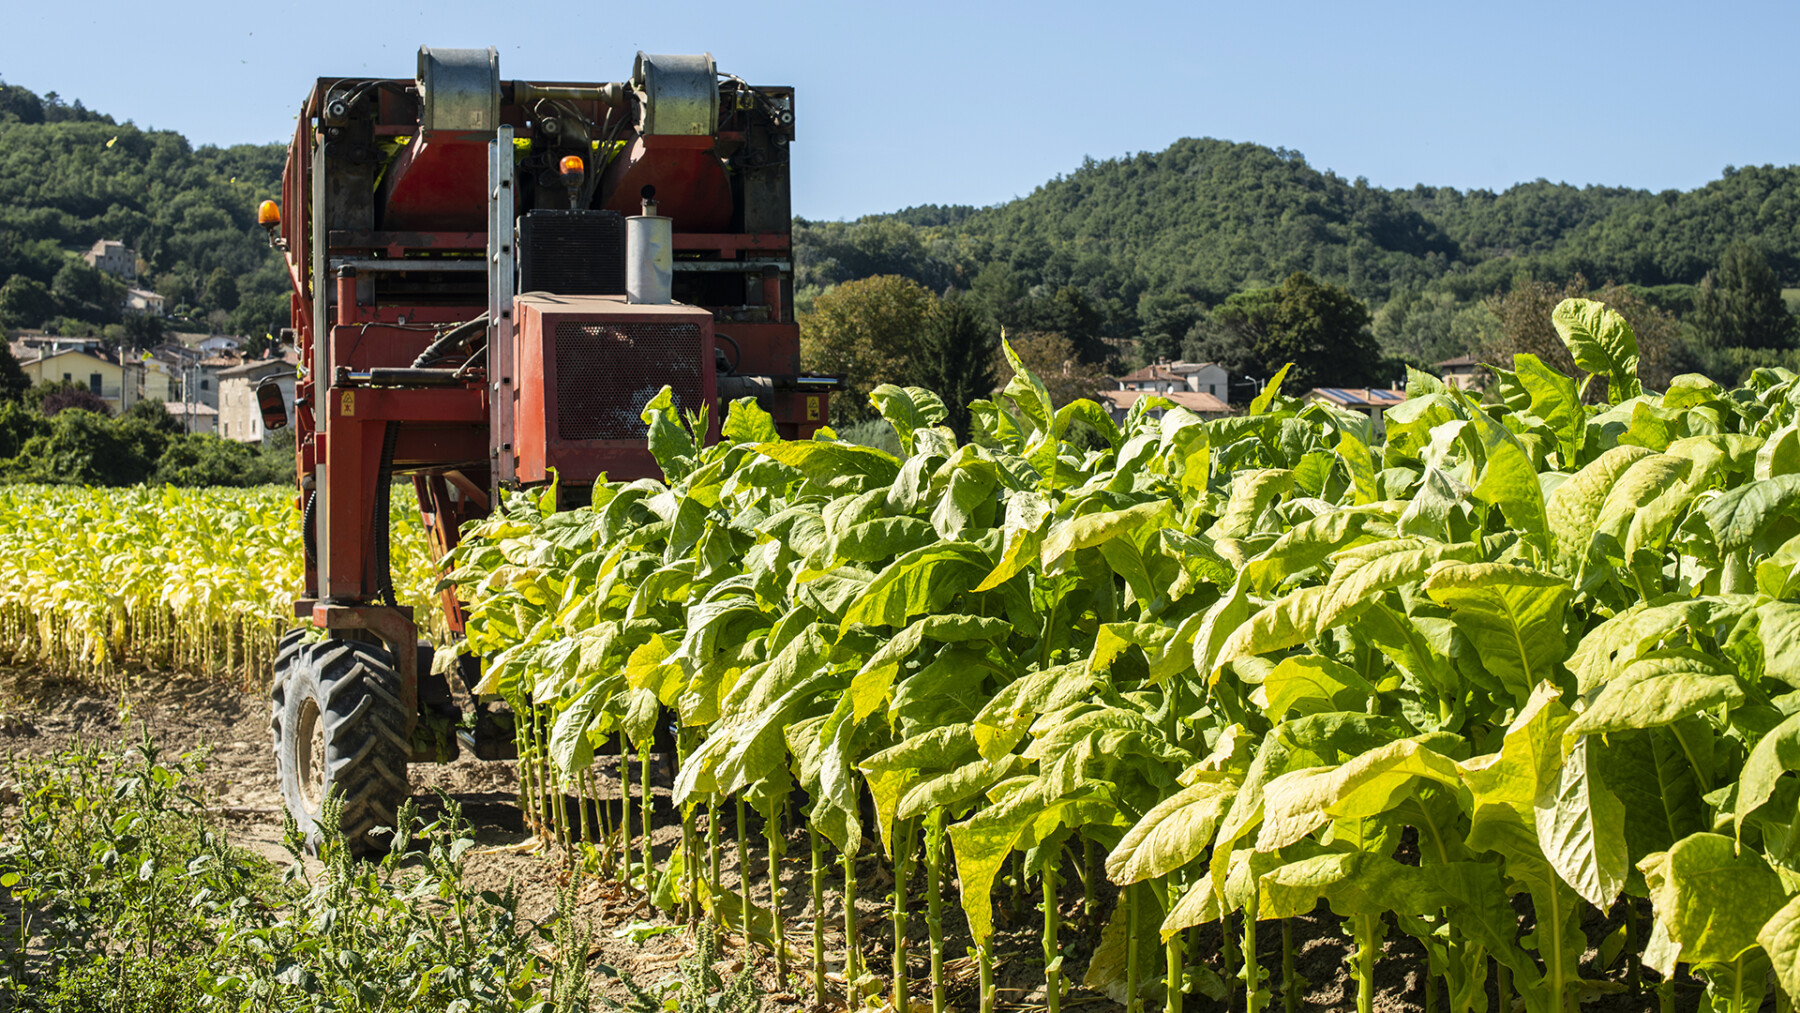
[259,46,831,849]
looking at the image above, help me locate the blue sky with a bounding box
[5,0,1797,221]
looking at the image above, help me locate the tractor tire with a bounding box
[273,637,411,857]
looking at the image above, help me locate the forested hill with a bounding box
[4,78,1799,379]
[0,82,289,342]
[794,137,1800,364]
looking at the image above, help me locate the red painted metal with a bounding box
[379,134,492,232]
[599,136,734,232]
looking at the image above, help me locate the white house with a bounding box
[1098,388,1233,424]
[1115,360,1231,400]
[1435,354,1485,391]
[217,351,297,443]
[163,401,218,435]
[123,288,165,316]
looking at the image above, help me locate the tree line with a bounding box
[0,81,288,349]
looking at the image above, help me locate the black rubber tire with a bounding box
[273,637,411,857]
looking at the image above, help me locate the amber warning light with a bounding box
[257,200,286,250]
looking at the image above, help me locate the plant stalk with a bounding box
[811,824,827,1003]
[844,848,861,1010]
[927,808,947,1013]
[1045,854,1061,1013]
[893,817,915,1013]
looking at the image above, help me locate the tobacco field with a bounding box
[446,298,1800,1013]
[0,484,442,685]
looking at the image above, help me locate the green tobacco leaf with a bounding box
[1253,654,1378,719]
[548,679,607,775]
[897,753,1027,821]
[1704,474,1800,555]
[1757,894,1800,1002]
[1423,563,1570,701]
[1463,395,1554,558]
[1593,454,1691,554]
[1250,363,1293,416]
[1534,737,1629,909]
[1241,509,1369,594]
[1212,584,1331,674]
[721,397,781,445]
[1459,682,1573,810]
[1567,649,1743,739]
[1259,851,1453,920]
[839,541,990,633]
[1041,501,1174,569]
[973,491,1051,592]
[753,440,902,494]
[1552,298,1642,401]
[1001,338,1055,436]
[1595,728,1710,864]
[1641,833,1787,968]
[1257,739,1463,851]
[1214,468,1295,540]
[1320,538,1480,630]
[1515,353,1584,466]
[1734,710,1800,835]
[1105,779,1237,885]
[1547,446,1658,562]
[1336,429,1379,505]
[1567,599,1716,695]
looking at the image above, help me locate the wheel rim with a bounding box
[296,697,327,811]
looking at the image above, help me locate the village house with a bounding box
[82,239,135,279]
[1115,359,1231,400]
[217,350,297,443]
[16,340,142,412]
[1098,388,1234,424]
[123,288,165,316]
[1436,354,1485,391]
[1303,387,1409,437]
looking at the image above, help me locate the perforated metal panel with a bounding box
[554,320,705,440]
[519,210,626,295]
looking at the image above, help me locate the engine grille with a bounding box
[555,320,705,441]
[518,210,626,295]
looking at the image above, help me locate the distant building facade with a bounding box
[217,351,297,443]
[1435,355,1485,391]
[83,240,135,279]
[1115,360,1232,399]
[1303,387,1409,437]
[17,342,141,412]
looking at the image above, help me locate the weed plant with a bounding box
[0,733,629,1012]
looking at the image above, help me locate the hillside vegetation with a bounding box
[3,81,1798,387]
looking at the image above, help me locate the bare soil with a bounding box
[0,666,1701,1012]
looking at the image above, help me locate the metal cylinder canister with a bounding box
[626,215,673,304]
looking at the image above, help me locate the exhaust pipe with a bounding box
[626,188,672,305]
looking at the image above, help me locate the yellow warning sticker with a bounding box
[806,395,820,422]
[341,391,355,417]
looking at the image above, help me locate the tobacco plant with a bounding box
[453,299,1800,1013]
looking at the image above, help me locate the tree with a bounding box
[28,379,114,418]
[153,433,283,487]
[1481,276,1683,392]
[1184,272,1383,394]
[0,408,149,485]
[201,267,239,313]
[1692,242,1796,351]
[910,291,999,439]
[0,275,57,329]
[800,275,936,426]
[0,343,29,401]
[997,331,1103,409]
[51,261,124,324]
